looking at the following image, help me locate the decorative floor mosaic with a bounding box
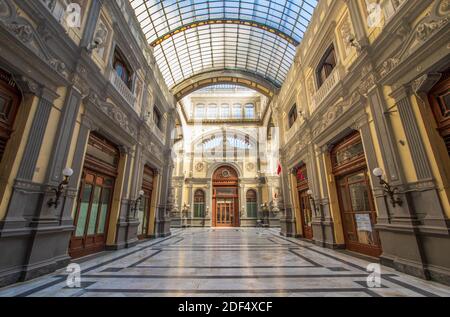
[1,228,449,297]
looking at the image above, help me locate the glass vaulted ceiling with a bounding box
[129,0,318,88]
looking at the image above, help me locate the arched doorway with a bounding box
[212,165,239,227]
[0,68,21,164]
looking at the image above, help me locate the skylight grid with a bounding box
[130,0,318,44]
[129,0,317,88]
[154,23,295,87]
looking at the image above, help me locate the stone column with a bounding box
[313,144,337,248]
[155,108,176,236]
[390,85,447,228]
[279,155,296,237]
[366,84,429,280]
[114,146,136,249]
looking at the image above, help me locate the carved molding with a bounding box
[86,93,137,138]
[378,0,449,79]
[0,0,68,77]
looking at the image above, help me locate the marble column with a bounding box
[279,156,297,237]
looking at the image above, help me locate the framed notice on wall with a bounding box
[355,214,372,232]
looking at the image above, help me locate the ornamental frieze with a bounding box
[86,93,137,138]
[378,0,449,79]
[0,0,67,77]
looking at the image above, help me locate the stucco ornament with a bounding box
[378,0,449,79]
[0,0,67,76]
[195,162,204,172]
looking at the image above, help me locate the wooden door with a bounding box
[138,166,154,239]
[212,166,240,227]
[295,164,313,239]
[0,69,21,163]
[428,69,450,157]
[69,133,119,258]
[299,190,313,240]
[69,170,115,258]
[216,198,235,227]
[331,132,382,257]
[337,169,381,257]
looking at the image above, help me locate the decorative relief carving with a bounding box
[246,162,255,172]
[378,0,449,79]
[311,91,362,138]
[195,162,204,172]
[0,0,67,76]
[71,64,90,97]
[86,93,137,138]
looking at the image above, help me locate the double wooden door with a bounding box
[70,170,115,258]
[298,190,313,240]
[216,198,235,227]
[337,169,381,257]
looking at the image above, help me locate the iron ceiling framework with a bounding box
[129,0,318,90]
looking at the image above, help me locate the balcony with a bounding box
[285,118,303,143]
[311,68,340,112]
[110,70,136,108]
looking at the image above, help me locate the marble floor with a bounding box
[1,228,449,297]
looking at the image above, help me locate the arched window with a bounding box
[246,189,257,218]
[317,45,337,88]
[194,189,206,218]
[113,48,132,89]
[220,104,230,118]
[195,104,205,118]
[207,104,218,119]
[232,104,242,118]
[244,104,255,118]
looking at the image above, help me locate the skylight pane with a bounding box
[129,0,318,88]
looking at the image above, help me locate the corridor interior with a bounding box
[1,228,449,297]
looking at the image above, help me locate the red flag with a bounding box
[277,162,282,175]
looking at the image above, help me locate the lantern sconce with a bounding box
[47,168,74,209]
[373,167,403,208]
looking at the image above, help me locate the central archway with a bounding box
[212,165,240,227]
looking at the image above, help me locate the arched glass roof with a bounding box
[129,0,318,89]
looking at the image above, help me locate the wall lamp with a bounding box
[306,189,319,217]
[132,190,145,218]
[48,168,74,208]
[373,168,403,208]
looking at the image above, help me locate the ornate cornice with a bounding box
[378,0,449,80]
[0,0,67,77]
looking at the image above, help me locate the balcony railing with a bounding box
[311,68,340,112]
[110,70,136,108]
